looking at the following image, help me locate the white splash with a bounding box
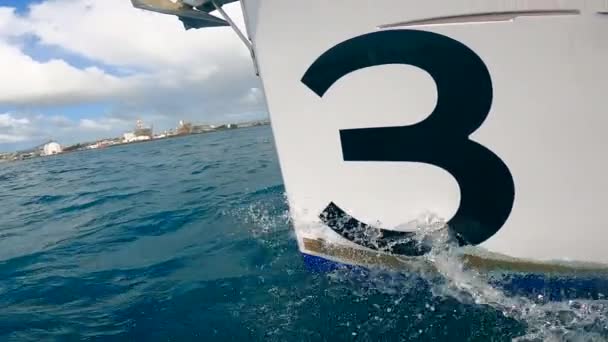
[332,214,608,341]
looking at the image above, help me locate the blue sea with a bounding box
[1,126,607,341]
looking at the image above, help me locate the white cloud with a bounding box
[79,118,111,131]
[26,0,249,69]
[0,134,29,143]
[0,111,132,147]
[79,117,129,131]
[0,112,34,143]
[0,0,266,149]
[0,113,30,127]
[0,42,141,106]
[0,7,29,38]
[47,115,73,127]
[241,87,263,104]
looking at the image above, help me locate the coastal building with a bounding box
[42,142,62,156]
[123,120,153,143]
[214,123,237,130]
[177,120,193,135]
[87,139,117,149]
[191,124,216,133]
[134,120,153,138]
[236,119,270,128]
[123,132,151,143]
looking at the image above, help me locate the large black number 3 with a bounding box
[302,29,515,253]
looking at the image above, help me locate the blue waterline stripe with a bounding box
[301,253,608,301]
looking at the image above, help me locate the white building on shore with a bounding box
[123,120,153,143]
[42,142,62,156]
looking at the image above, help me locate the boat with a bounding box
[130,0,608,296]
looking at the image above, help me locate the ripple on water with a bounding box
[0,126,606,341]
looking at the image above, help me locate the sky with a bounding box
[0,0,266,151]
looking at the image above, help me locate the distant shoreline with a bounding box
[0,122,270,163]
[91,123,266,150]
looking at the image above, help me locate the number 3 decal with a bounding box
[302,29,515,253]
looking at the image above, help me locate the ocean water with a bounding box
[0,125,606,341]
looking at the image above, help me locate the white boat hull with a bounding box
[240,0,608,269]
